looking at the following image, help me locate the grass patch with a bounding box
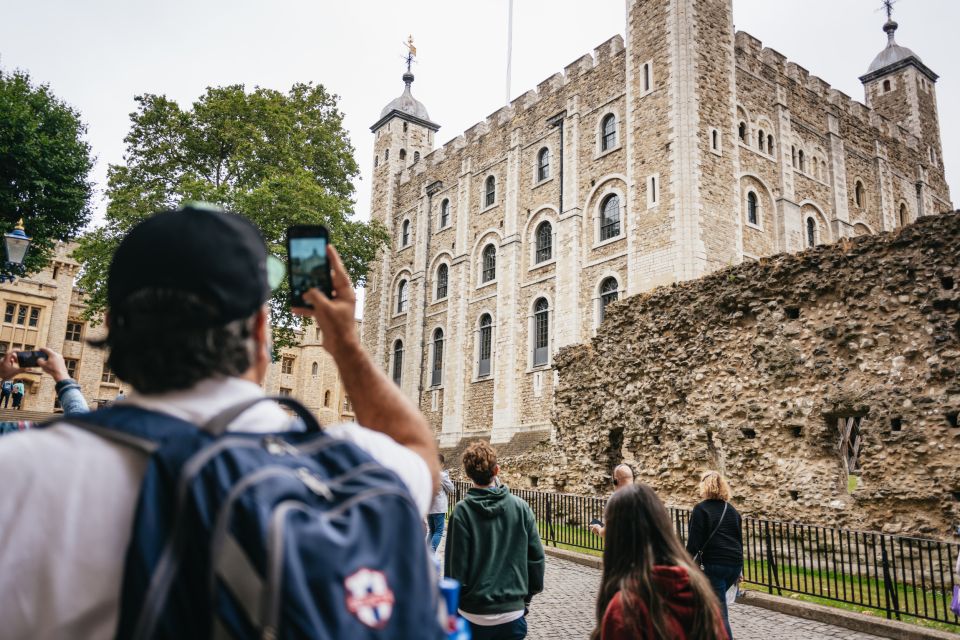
[847,474,860,493]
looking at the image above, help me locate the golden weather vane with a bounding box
[403,35,417,73]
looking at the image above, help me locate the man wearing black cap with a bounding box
[0,203,440,638]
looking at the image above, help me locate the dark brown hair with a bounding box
[462,441,498,486]
[591,484,725,640]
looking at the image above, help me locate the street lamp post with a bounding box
[0,220,31,283]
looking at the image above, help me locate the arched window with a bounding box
[883,79,891,92]
[384,149,389,161]
[855,181,865,208]
[747,192,759,226]
[601,114,617,151]
[396,279,408,313]
[600,194,621,241]
[767,135,774,155]
[311,362,318,376]
[403,122,408,132]
[711,130,719,151]
[399,149,407,161]
[798,150,805,172]
[738,122,747,142]
[478,314,493,377]
[401,219,410,246]
[899,203,909,227]
[535,221,552,264]
[758,130,765,152]
[440,199,450,228]
[413,151,420,163]
[392,340,404,385]
[599,277,619,323]
[436,263,448,300]
[537,147,550,182]
[533,298,550,367]
[481,244,496,283]
[374,156,379,169]
[431,328,444,387]
[484,176,496,208]
[323,390,331,407]
[806,217,816,248]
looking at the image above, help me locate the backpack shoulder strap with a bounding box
[202,395,321,435]
[42,405,202,453]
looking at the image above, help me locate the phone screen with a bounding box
[289,234,331,306]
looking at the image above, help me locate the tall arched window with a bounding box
[431,328,444,387]
[791,146,797,167]
[311,362,319,376]
[533,298,550,367]
[401,219,410,246]
[758,130,765,152]
[440,199,450,227]
[599,277,619,323]
[600,194,621,241]
[396,279,408,313]
[747,192,759,226]
[478,314,493,377]
[392,340,404,385]
[806,217,816,248]
[738,122,747,142]
[484,176,496,207]
[767,134,774,155]
[436,263,449,300]
[535,221,552,263]
[601,114,617,151]
[899,203,909,227]
[399,149,407,161]
[855,181,865,208]
[798,150,805,172]
[481,244,496,283]
[413,151,420,163]
[323,390,331,407]
[537,147,550,182]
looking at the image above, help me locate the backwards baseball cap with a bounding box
[108,203,284,326]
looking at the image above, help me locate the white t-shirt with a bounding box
[0,377,432,640]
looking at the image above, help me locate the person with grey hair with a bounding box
[589,463,635,538]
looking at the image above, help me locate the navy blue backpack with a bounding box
[61,397,445,640]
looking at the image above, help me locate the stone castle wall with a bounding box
[544,212,960,538]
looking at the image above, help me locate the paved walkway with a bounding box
[524,554,886,639]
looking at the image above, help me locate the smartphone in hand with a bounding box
[15,350,45,368]
[287,225,333,307]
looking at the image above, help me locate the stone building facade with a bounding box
[0,243,353,423]
[362,0,952,447]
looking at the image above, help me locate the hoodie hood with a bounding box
[463,485,511,518]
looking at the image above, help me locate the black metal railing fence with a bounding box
[449,482,960,627]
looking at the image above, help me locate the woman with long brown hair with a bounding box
[591,484,727,640]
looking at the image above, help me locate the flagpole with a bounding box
[506,0,514,105]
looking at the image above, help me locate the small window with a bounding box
[396,280,408,313]
[101,364,117,384]
[798,150,805,173]
[806,217,816,248]
[478,314,493,377]
[535,221,552,264]
[403,122,408,132]
[711,129,720,151]
[431,328,444,387]
[484,176,496,208]
[278,387,292,397]
[3,303,13,324]
[758,130,765,152]
[392,340,404,385]
[399,149,407,161]
[647,176,658,207]
[281,357,294,375]
[413,151,420,163]
[642,62,652,92]
[899,203,909,227]
[65,321,84,342]
[838,416,864,474]
[599,277,619,323]
[481,244,497,283]
[533,298,550,367]
[855,181,865,208]
[384,149,389,161]
[883,79,891,93]
[767,135,774,155]
[64,358,78,379]
[747,192,759,226]
[601,114,617,151]
[16,305,27,326]
[311,362,319,376]
[600,194,621,241]
[401,219,410,247]
[323,390,331,407]
[440,199,450,228]
[436,264,448,300]
[738,122,747,142]
[537,147,550,182]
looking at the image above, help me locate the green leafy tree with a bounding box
[0,68,93,276]
[74,83,387,348]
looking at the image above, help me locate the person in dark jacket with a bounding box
[591,483,727,640]
[445,442,545,640]
[685,471,743,640]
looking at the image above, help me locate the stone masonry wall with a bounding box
[550,212,960,539]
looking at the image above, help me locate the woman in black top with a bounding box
[685,471,743,639]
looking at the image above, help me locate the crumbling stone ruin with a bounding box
[543,212,960,539]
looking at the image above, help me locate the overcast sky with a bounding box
[2,0,957,229]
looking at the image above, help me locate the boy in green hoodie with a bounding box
[444,442,545,640]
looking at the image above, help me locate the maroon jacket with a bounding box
[600,566,728,640]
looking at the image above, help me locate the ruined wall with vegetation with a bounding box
[549,212,960,539]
